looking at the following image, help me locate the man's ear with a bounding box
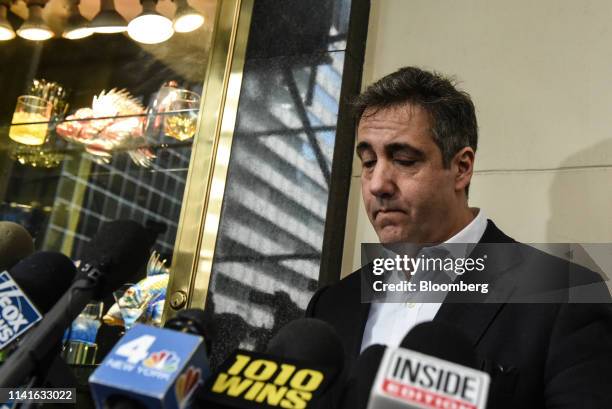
[453,147,475,192]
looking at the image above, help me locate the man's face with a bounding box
[357,104,466,244]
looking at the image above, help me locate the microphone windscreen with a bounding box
[165,308,208,335]
[8,251,77,314]
[400,321,478,369]
[0,222,34,271]
[76,220,157,298]
[165,308,211,356]
[265,318,344,371]
[340,344,386,409]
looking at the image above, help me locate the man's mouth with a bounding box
[374,208,404,218]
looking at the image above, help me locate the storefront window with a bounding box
[0,0,220,360]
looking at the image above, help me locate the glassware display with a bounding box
[145,81,179,134]
[0,0,222,370]
[10,141,64,168]
[8,95,52,146]
[29,79,70,122]
[163,89,201,141]
[62,301,104,365]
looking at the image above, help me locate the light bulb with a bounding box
[17,4,53,41]
[173,13,203,33]
[18,27,53,41]
[63,0,93,39]
[63,26,93,39]
[127,1,173,44]
[173,0,204,33]
[0,4,15,41]
[90,0,127,34]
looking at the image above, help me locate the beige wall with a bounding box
[342,0,612,277]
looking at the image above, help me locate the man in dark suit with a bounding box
[306,67,612,408]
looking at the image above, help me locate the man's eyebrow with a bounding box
[355,141,372,157]
[355,141,426,159]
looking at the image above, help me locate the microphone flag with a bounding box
[369,348,490,409]
[0,271,42,350]
[89,324,210,409]
[201,349,340,408]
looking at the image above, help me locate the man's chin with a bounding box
[376,228,408,244]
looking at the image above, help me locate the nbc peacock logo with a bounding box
[175,367,202,408]
[142,350,180,373]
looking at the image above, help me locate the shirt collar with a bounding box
[425,208,488,261]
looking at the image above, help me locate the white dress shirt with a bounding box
[360,208,488,352]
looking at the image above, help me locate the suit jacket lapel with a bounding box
[434,220,522,347]
[354,300,370,357]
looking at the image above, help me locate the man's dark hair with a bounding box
[353,66,478,195]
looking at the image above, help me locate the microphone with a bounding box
[342,322,490,409]
[0,221,34,271]
[199,318,345,408]
[399,322,478,369]
[164,308,212,354]
[0,251,77,351]
[74,219,158,299]
[0,219,157,388]
[89,309,211,409]
[339,344,386,409]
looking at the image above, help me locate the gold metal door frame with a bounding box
[163,0,254,320]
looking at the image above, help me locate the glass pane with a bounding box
[0,0,218,360]
[204,0,351,369]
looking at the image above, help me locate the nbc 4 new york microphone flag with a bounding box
[89,324,210,409]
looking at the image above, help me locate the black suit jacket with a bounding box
[306,220,612,409]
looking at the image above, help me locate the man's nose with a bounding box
[368,161,396,198]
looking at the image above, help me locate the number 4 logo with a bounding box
[115,335,156,364]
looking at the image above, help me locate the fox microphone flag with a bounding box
[0,271,41,350]
[0,251,78,352]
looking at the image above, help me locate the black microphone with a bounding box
[0,219,157,388]
[265,318,344,371]
[341,322,490,409]
[5,251,77,315]
[265,318,346,409]
[74,219,158,299]
[165,308,212,353]
[0,221,34,271]
[0,251,77,354]
[200,318,345,408]
[399,321,478,369]
[339,344,386,409]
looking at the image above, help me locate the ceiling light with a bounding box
[63,0,92,39]
[127,0,174,44]
[173,0,204,33]
[90,0,126,34]
[0,1,15,41]
[17,2,53,41]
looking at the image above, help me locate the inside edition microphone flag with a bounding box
[368,347,490,409]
